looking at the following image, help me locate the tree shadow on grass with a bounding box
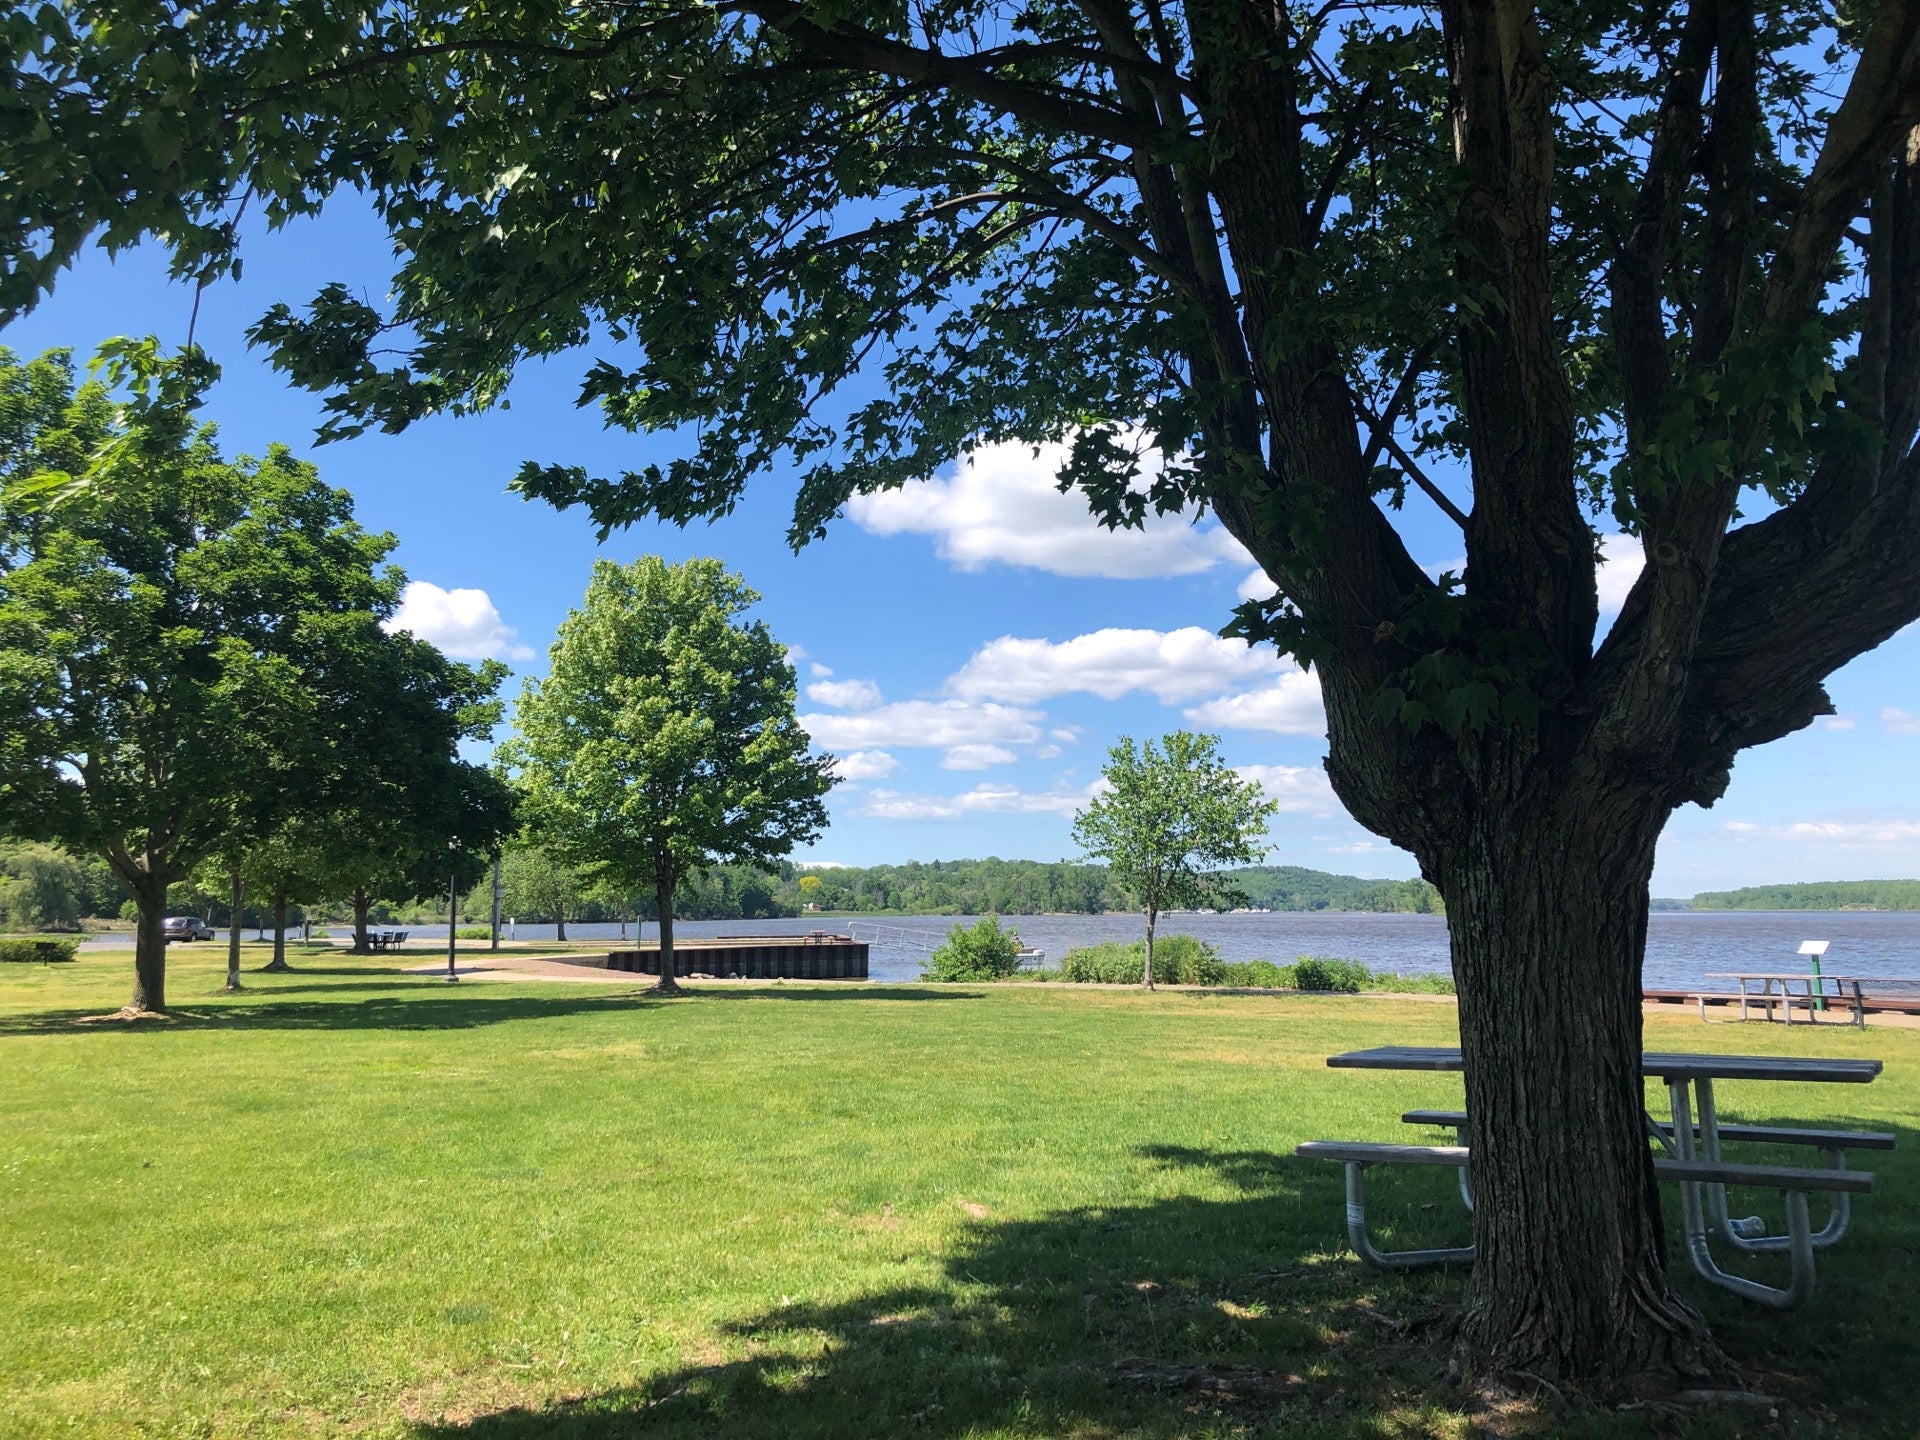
[408,1148,1485,1440]
[0,990,673,1036]
[668,985,981,1003]
[408,1127,1919,1440]
[0,982,980,1037]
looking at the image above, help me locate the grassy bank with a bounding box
[1,948,1915,1438]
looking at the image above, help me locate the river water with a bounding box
[224,909,1920,989]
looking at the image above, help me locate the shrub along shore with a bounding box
[924,917,1454,992]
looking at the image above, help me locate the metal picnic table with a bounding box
[1323,1046,1886,1307]
[1703,972,1868,1026]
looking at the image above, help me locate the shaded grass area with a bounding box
[0,948,1914,1438]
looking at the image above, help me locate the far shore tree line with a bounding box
[2,846,1450,935]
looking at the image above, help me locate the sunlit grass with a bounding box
[1,946,1914,1437]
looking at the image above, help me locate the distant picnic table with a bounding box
[366,930,409,953]
[1695,972,1920,1027]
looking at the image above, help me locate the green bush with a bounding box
[1291,956,1370,992]
[455,926,493,940]
[1278,956,1456,994]
[1217,958,1289,987]
[924,916,1024,981]
[1059,934,1223,984]
[0,841,91,931]
[0,937,80,964]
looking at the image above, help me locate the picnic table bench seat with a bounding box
[1400,1108,1895,1152]
[1294,1138,1874,1308]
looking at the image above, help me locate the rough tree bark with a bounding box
[101,842,172,1015]
[351,886,372,954]
[1141,907,1157,990]
[225,865,245,992]
[262,886,290,972]
[128,875,169,1015]
[653,875,679,993]
[1428,765,1720,1379]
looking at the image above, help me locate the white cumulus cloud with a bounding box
[846,435,1250,579]
[1882,707,1920,735]
[1236,763,1338,815]
[799,700,1045,751]
[950,627,1283,705]
[1183,671,1326,736]
[831,749,899,781]
[1723,816,1920,846]
[942,744,1018,770]
[1238,567,1279,602]
[855,781,1101,820]
[384,581,534,662]
[807,678,884,710]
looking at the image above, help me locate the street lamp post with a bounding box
[446,838,461,983]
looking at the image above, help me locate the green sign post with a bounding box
[1799,939,1830,1013]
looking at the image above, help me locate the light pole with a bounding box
[490,851,503,952]
[446,838,461,983]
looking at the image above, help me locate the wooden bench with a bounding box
[1294,1138,1874,1308]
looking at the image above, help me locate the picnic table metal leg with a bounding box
[1340,1162,1475,1271]
[1694,1080,1768,1241]
[1681,1184,1818,1309]
[1677,1079,1853,1253]
[1666,1082,1816,1306]
[1711,1145,1855,1254]
[1449,1122,1474,1212]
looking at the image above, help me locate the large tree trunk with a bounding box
[129,873,170,1014]
[654,878,679,993]
[554,909,567,942]
[351,887,372,953]
[262,887,290,971]
[1430,779,1729,1387]
[225,866,245,992]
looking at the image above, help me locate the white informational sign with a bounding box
[1798,940,1830,957]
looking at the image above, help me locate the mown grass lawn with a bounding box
[1,948,1915,1439]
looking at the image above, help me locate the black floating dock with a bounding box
[606,932,869,980]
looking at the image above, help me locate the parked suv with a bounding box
[162,915,216,942]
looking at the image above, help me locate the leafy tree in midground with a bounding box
[8,0,1920,1385]
[0,345,509,1007]
[493,839,586,941]
[502,558,833,993]
[284,631,515,954]
[1073,732,1276,989]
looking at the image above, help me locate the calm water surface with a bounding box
[274,909,1920,988]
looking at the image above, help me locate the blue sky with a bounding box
[9,201,1919,896]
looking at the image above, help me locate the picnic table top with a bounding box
[1327,1045,1882,1084]
[1703,971,1864,981]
